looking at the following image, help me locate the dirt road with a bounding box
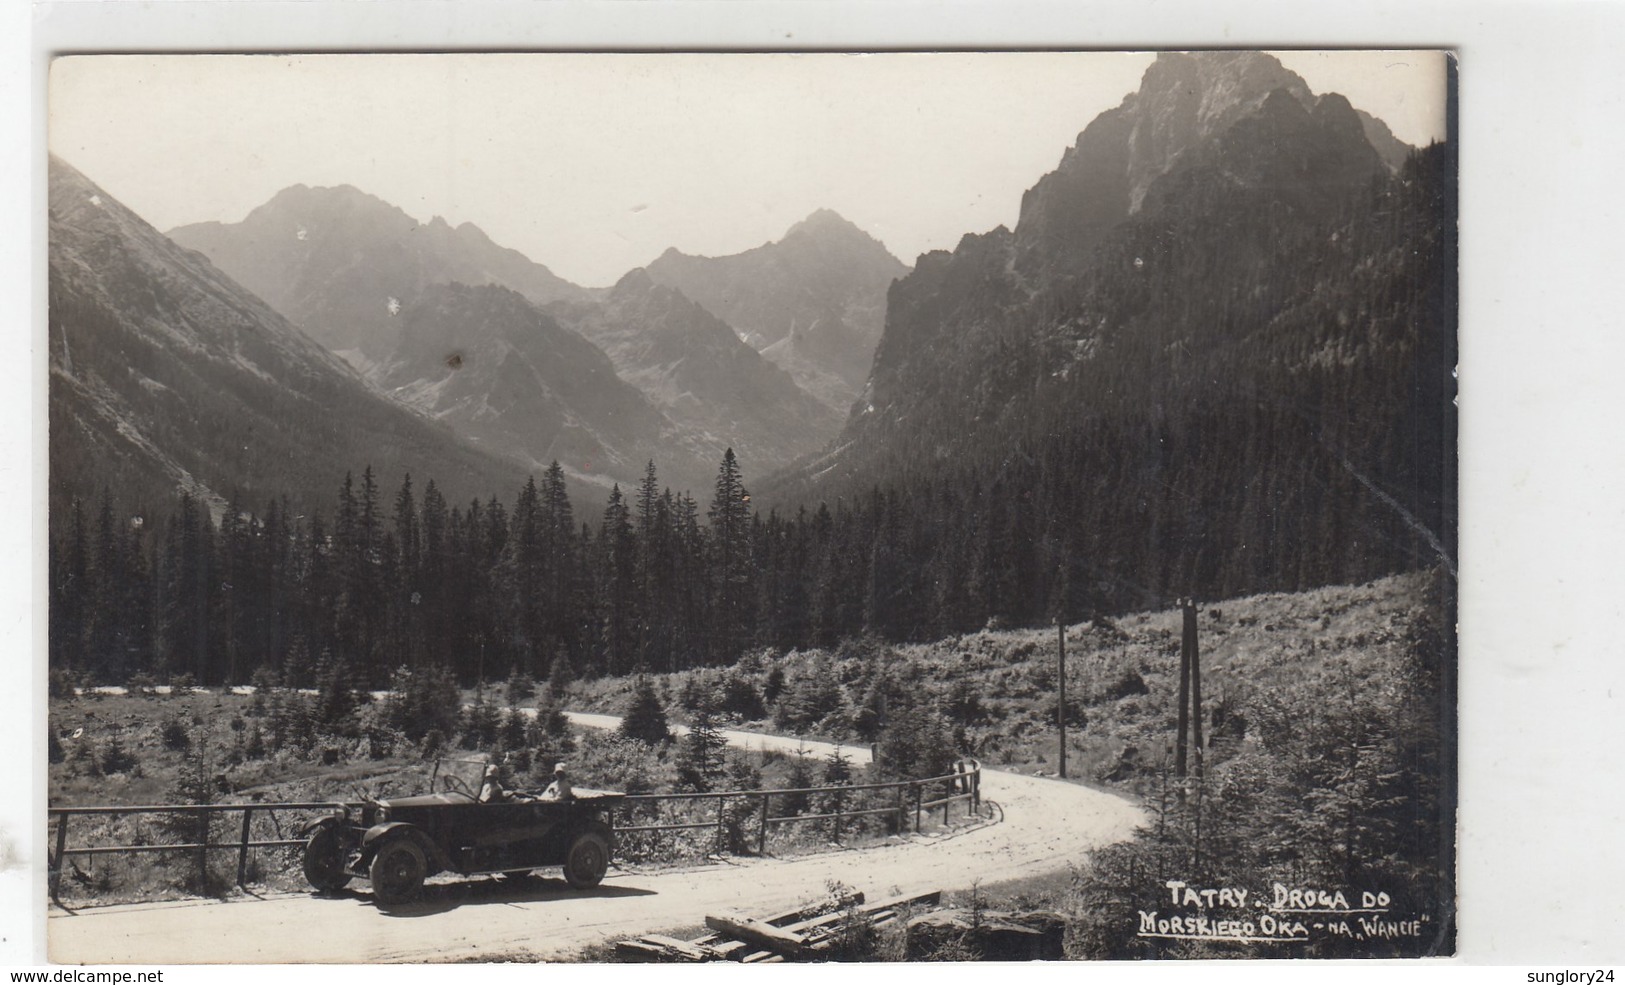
[49,720,1143,964]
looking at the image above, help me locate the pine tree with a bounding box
[598,485,638,676]
[548,648,575,695]
[619,677,671,746]
[675,707,726,792]
[706,449,754,662]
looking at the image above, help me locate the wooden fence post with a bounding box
[50,814,68,902]
[715,796,727,854]
[196,808,210,888]
[914,783,923,833]
[237,807,254,888]
[757,793,769,856]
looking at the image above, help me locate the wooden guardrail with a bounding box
[46,768,983,905]
[616,767,981,856]
[46,801,352,903]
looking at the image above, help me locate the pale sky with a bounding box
[49,51,1447,287]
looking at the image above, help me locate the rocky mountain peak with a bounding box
[641,210,909,414]
[171,184,589,356]
[785,208,865,241]
[1123,51,1317,212]
[611,266,658,298]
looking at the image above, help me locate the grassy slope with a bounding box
[571,571,1431,794]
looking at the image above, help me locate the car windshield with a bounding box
[431,756,492,797]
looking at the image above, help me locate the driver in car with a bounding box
[478,762,509,803]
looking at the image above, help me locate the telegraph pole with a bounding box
[1175,597,1191,784]
[1185,598,1204,780]
[1057,620,1067,779]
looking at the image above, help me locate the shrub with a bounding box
[1102,668,1149,701]
[945,677,986,725]
[159,717,192,751]
[504,672,536,706]
[678,674,713,713]
[547,652,575,694]
[774,656,845,734]
[762,666,786,706]
[244,723,267,760]
[422,728,446,757]
[100,736,139,774]
[383,665,461,742]
[717,673,765,720]
[568,729,662,795]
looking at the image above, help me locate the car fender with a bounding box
[362,822,450,873]
[299,812,347,838]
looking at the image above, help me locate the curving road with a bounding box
[49,718,1143,964]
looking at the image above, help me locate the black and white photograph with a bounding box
[39,47,1460,964]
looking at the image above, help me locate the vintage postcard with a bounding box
[43,50,1455,963]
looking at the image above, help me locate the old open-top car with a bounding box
[300,758,622,905]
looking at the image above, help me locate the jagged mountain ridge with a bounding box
[365,281,683,487]
[48,156,533,517]
[765,51,1451,606]
[547,269,843,485]
[171,184,858,491]
[169,184,593,360]
[644,209,910,413]
[842,52,1397,460]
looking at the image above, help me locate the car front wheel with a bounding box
[302,825,352,893]
[369,838,427,905]
[563,830,610,890]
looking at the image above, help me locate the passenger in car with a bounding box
[540,763,574,801]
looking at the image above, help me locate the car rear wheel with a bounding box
[370,838,427,905]
[563,830,610,890]
[302,825,352,893]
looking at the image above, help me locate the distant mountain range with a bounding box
[48,156,532,517]
[52,50,1451,614]
[645,209,909,412]
[361,281,681,486]
[547,269,843,483]
[168,188,893,490]
[169,185,592,360]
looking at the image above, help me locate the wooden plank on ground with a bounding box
[614,940,669,961]
[641,935,722,961]
[709,940,752,959]
[784,889,941,935]
[704,912,808,958]
[688,889,864,953]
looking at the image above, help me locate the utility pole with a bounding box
[1057,620,1067,779]
[1185,598,1203,780]
[1175,597,1191,785]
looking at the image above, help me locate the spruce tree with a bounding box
[675,707,726,792]
[706,449,754,662]
[619,677,670,746]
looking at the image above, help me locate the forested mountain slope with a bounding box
[767,52,1454,619]
[48,156,531,520]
